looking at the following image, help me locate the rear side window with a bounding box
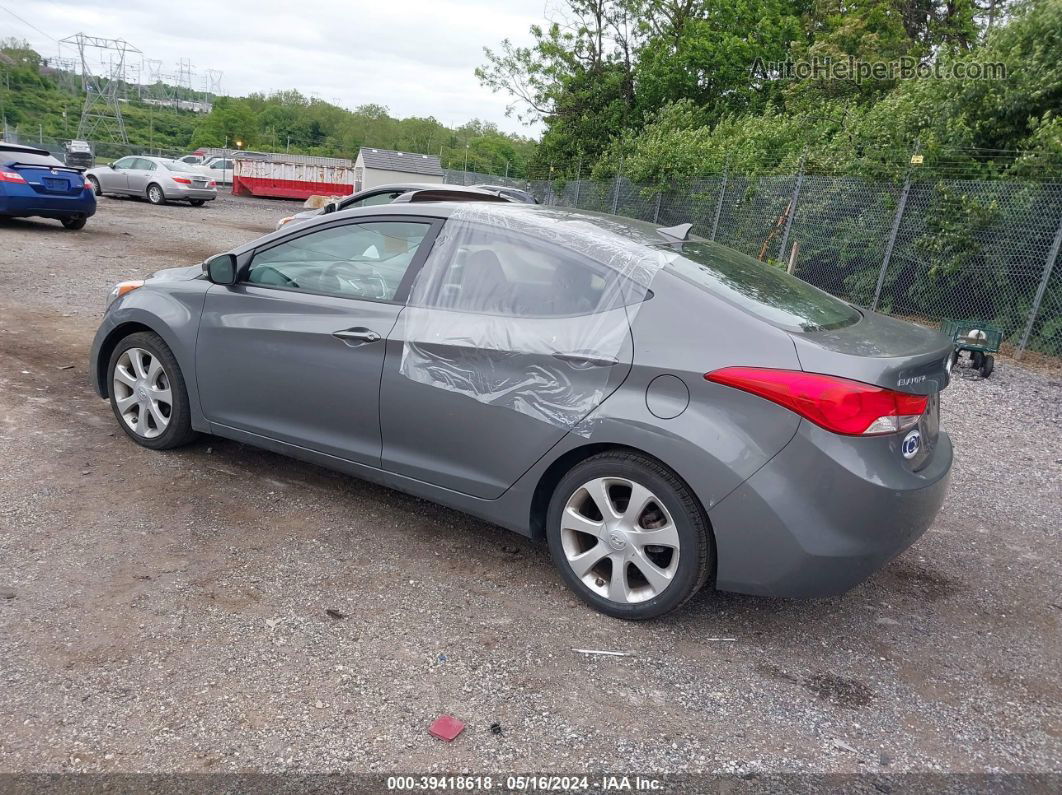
[418,225,618,317]
[667,242,861,332]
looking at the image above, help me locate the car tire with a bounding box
[107,331,197,450]
[546,451,712,620]
[61,217,87,230]
[87,175,101,196]
[146,184,166,205]
[189,199,205,207]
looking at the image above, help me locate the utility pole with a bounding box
[60,33,142,144]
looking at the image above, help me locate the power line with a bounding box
[0,4,59,42]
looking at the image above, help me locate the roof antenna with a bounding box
[657,223,692,241]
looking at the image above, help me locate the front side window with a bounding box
[247,221,431,301]
[418,225,617,317]
[112,157,136,170]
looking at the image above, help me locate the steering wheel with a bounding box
[322,260,388,299]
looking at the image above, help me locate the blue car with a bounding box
[0,142,96,230]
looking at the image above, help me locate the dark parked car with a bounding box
[0,142,96,229]
[276,183,508,229]
[90,201,953,619]
[471,183,538,203]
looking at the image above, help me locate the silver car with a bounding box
[86,157,218,206]
[90,200,953,619]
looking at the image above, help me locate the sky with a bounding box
[2,0,548,136]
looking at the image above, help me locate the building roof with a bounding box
[358,147,443,177]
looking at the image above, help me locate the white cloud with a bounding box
[7,0,546,135]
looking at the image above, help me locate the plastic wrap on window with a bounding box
[399,204,669,430]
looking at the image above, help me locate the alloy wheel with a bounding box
[148,185,163,204]
[560,477,680,603]
[112,347,172,439]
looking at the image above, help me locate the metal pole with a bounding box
[653,190,662,224]
[710,153,730,242]
[574,157,582,209]
[873,142,921,311]
[777,148,807,264]
[1016,209,1062,359]
[611,157,622,215]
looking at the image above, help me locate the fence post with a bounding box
[709,153,731,242]
[777,148,807,264]
[873,143,920,311]
[573,157,582,209]
[611,158,622,215]
[1016,209,1062,359]
[653,190,662,224]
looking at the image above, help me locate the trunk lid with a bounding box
[788,310,953,396]
[13,163,85,196]
[789,310,952,471]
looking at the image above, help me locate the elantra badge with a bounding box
[901,429,921,459]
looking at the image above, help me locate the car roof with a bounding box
[364,182,492,194]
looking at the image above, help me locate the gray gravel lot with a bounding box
[0,193,1059,775]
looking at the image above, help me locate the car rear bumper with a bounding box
[0,191,96,219]
[708,421,952,598]
[165,185,217,200]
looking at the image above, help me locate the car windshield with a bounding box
[663,241,861,332]
[3,150,64,167]
[164,160,199,172]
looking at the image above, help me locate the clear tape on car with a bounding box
[400,204,668,431]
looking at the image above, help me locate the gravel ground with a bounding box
[0,193,1059,776]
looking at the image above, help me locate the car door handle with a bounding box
[333,327,381,345]
[552,352,620,368]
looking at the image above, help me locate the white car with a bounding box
[196,156,235,184]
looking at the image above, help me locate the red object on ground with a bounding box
[428,715,465,741]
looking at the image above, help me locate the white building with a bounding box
[353,147,444,191]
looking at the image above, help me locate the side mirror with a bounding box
[205,253,237,285]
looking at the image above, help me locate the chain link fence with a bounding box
[1,129,187,162]
[8,130,1059,358]
[446,166,1062,359]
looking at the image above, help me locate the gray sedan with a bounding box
[90,201,953,619]
[86,157,217,206]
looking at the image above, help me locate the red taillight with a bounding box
[0,170,27,183]
[84,179,93,190]
[172,176,192,184]
[705,367,929,436]
[208,180,216,187]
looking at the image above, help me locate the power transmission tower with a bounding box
[59,33,142,143]
[204,69,223,103]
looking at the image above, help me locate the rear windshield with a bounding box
[2,150,64,167]
[163,160,199,172]
[664,241,861,332]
